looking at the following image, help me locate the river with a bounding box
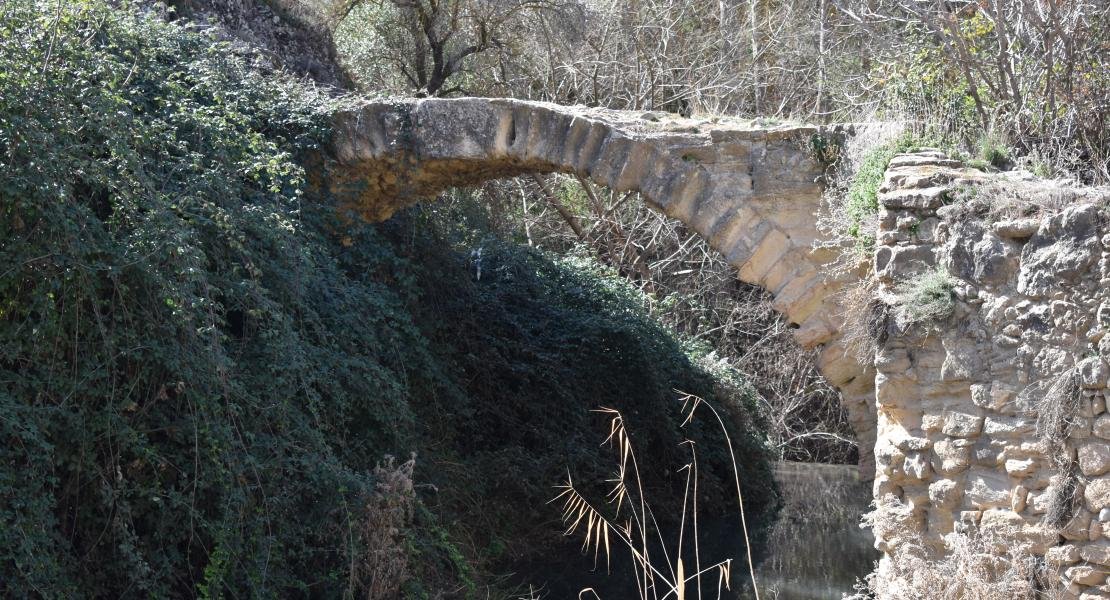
[734,460,879,600]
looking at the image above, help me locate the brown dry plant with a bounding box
[350,454,417,600]
[552,399,759,600]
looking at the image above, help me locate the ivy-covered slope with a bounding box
[0,2,776,597]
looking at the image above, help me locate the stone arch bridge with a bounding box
[326,97,875,473]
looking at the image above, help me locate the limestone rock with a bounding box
[1080,443,1110,477]
[1005,458,1037,478]
[929,478,963,509]
[944,219,1016,285]
[904,452,932,480]
[1089,479,1110,512]
[933,439,972,475]
[1080,357,1110,389]
[1018,203,1102,297]
[1066,564,1110,586]
[1081,542,1110,567]
[980,508,1025,533]
[993,218,1040,239]
[984,416,1036,436]
[1048,544,1083,568]
[967,469,1013,508]
[943,412,985,437]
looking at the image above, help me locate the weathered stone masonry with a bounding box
[325,97,1110,594]
[871,152,1110,598]
[326,96,877,474]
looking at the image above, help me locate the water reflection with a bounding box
[735,461,879,600]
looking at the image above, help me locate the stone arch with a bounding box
[327,97,876,474]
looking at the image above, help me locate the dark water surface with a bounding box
[517,461,877,599]
[734,461,879,600]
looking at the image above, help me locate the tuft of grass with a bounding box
[978,133,1012,169]
[839,278,892,364]
[967,158,993,171]
[892,268,958,328]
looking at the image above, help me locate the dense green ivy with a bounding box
[0,2,776,597]
[0,2,426,595]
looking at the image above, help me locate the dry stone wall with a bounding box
[870,151,1110,598]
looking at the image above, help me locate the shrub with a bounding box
[979,133,1012,169]
[839,278,891,364]
[818,125,942,263]
[0,2,433,595]
[0,3,778,596]
[854,496,1058,600]
[892,268,958,328]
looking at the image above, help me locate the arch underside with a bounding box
[328,97,877,475]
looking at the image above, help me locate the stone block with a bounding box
[980,508,1024,533]
[922,414,944,434]
[895,436,933,452]
[929,478,963,509]
[967,469,1013,509]
[1081,542,1110,567]
[1080,357,1110,389]
[941,338,982,382]
[984,416,1037,436]
[1012,484,1029,512]
[1048,544,1083,568]
[932,439,972,476]
[943,411,985,437]
[904,452,931,480]
[1096,415,1110,440]
[1080,442,1110,477]
[1065,509,1096,542]
[1086,478,1110,512]
[1067,563,1110,586]
[1005,458,1037,478]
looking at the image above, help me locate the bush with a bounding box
[854,495,1057,600]
[0,2,445,596]
[892,268,958,328]
[0,3,777,595]
[819,127,940,262]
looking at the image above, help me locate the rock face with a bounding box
[156,0,350,88]
[327,97,878,473]
[871,153,1110,597]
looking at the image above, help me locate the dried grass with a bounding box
[351,454,416,600]
[892,268,957,329]
[853,495,1060,600]
[839,277,891,365]
[1036,369,1083,461]
[552,399,758,600]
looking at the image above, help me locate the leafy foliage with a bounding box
[841,135,942,248]
[387,202,779,588]
[0,2,776,596]
[0,1,439,596]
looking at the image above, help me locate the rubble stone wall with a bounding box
[871,151,1110,598]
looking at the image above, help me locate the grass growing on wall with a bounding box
[839,134,949,252]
